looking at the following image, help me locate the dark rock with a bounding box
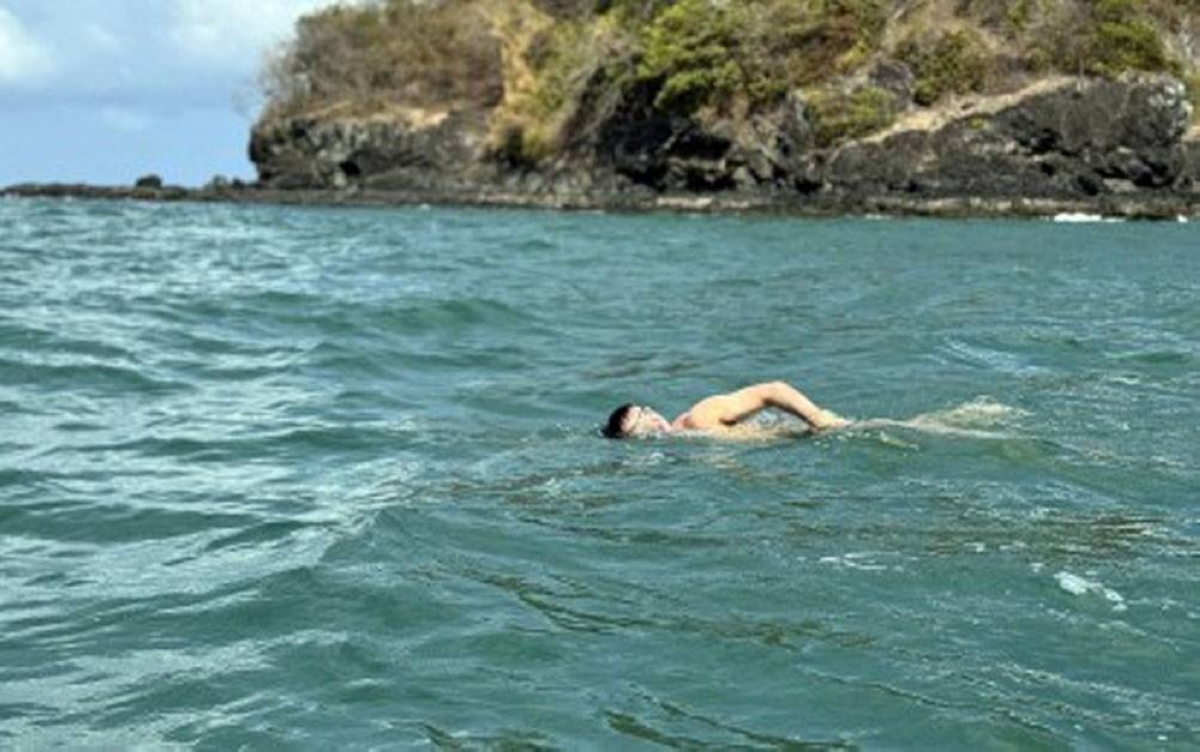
[583,79,805,192]
[994,75,1189,188]
[1183,138,1200,189]
[530,0,597,18]
[869,59,916,107]
[250,108,493,190]
[590,80,691,189]
[818,74,1193,200]
[778,92,815,157]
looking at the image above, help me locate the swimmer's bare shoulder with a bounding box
[676,382,849,433]
[674,394,732,431]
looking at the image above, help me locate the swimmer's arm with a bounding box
[688,381,847,430]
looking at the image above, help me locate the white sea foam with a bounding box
[1055,571,1127,612]
[819,552,891,571]
[920,396,1028,425]
[1055,571,1092,595]
[855,397,1028,440]
[1052,212,1123,223]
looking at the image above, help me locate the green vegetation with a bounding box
[634,0,888,114]
[1088,0,1178,76]
[898,29,991,106]
[261,0,1199,156]
[636,0,746,113]
[1188,72,1200,124]
[1029,0,1181,77]
[807,86,898,147]
[1005,0,1039,32]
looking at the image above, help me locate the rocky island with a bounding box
[7,0,1200,218]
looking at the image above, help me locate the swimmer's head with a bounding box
[602,404,671,439]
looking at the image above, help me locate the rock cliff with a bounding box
[250,108,496,191]
[250,72,1197,211]
[808,74,1196,201]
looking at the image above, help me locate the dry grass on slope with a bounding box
[257,0,1200,150]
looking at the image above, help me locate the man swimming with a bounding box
[602,380,849,439]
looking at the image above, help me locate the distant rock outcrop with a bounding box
[250,72,1197,212]
[806,74,1196,201]
[250,108,497,191]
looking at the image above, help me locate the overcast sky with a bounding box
[0,0,337,186]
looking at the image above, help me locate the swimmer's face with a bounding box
[622,406,671,437]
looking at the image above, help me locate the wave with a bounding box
[1054,570,1127,612]
[1051,212,1123,223]
[0,356,190,396]
[373,297,536,334]
[852,396,1029,440]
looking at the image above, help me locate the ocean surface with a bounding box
[1,197,1197,749]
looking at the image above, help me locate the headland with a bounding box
[7,1,1200,219]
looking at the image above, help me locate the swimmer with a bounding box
[602,380,849,439]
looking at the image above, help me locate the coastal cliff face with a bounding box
[811,74,1196,201]
[250,72,1197,206]
[247,0,1200,213]
[250,109,496,191]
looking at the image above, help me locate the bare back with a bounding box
[673,382,845,434]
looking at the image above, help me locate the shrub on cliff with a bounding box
[1088,0,1179,76]
[897,28,991,106]
[260,0,502,119]
[1189,72,1200,124]
[491,13,636,163]
[634,0,887,115]
[636,0,746,113]
[808,85,898,147]
[1030,0,1181,78]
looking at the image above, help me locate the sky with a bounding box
[0,0,338,186]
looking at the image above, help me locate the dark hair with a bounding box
[602,403,635,439]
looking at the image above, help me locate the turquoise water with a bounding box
[1,198,1197,749]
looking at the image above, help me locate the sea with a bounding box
[1,197,1197,749]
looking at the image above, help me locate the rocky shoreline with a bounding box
[3,178,1198,220]
[5,74,1199,221]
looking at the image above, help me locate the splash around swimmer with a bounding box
[602,381,848,439]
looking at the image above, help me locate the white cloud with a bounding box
[0,0,357,111]
[169,0,336,73]
[0,0,352,185]
[0,6,53,86]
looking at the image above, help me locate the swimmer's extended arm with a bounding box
[687,381,847,430]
